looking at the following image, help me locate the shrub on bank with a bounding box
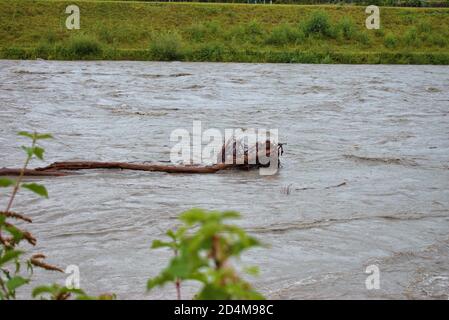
[384,33,398,48]
[336,17,358,40]
[357,32,372,46]
[226,20,265,44]
[403,27,420,46]
[191,42,226,61]
[33,34,104,60]
[429,33,448,47]
[187,21,221,42]
[97,26,115,45]
[417,20,433,33]
[35,41,54,59]
[302,11,333,38]
[66,34,103,59]
[149,32,183,61]
[265,24,305,46]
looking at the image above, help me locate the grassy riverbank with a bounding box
[1,0,449,63]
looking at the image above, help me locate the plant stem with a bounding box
[211,235,222,269]
[1,137,35,244]
[174,246,181,300]
[4,139,35,213]
[175,278,181,300]
[0,277,8,300]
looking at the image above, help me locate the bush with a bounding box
[66,34,102,59]
[193,43,225,61]
[321,54,333,64]
[384,33,398,48]
[149,32,183,61]
[43,31,58,44]
[265,24,304,46]
[417,20,432,33]
[429,34,448,47]
[147,209,264,300]
[187,25,206,42]
[337,17,357,40]
[97,26,115,44]
[187,21,221,42]
[302,11,333,38]
[245,20,264,37]
[225,20,264,44]
[357,32,372,46]
[35,41,53,59]
[403,27,420,47]
[374,29,385,37]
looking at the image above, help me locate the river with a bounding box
[0,60,448,299]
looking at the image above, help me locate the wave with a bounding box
[343,154,418,166]
[249,211,449,234]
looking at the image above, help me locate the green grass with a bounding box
[1,0,449,64]
[40,0,449,7]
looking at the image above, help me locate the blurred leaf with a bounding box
[22,183,48,198]
[196,284,229,300]
[32,285,56,298]
[33,146,45,160]
[4,224,24,242]
[15,259,21,273]
[151,240,174,249]
[0,250,24,266]
[27,260,34,275]
[77,292,115,300]
[21,146,34,158]
[180,208,208,225]
[32,285,50,296]
[32,284,86,300]
[18,131,35,139]
[166,229,176,240]
[166,257,193,278]
[36,133,53,140]
[6,276,29,292]
[0,177,14,187]
[20,146,45,160]
[149,208,265,300]
[221,210,241,220]
[147,273,174,290]
[244,266,259,276]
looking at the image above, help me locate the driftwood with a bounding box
[0,168,70,176]
[0,138,283,177]
[40,161,229,173]
[0,158,277,176]
[0,162,230,176]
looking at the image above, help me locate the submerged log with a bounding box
[0,159,272,177]
[38,161,230,174]
[0,168,71,176]
[0,138,283,177]
[0,162,233,176]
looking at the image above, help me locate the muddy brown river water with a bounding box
[0,60,448,299]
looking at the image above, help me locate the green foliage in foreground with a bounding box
[1,131,263,300]
[0,132,114,300]
[1,1,449,64]
[0,131,52,300]
[32,284,116,300]
[148,209,264,300]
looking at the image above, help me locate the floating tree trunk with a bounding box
[0,161,266,176]
[0,139,282,177]
[0,168,70,177]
